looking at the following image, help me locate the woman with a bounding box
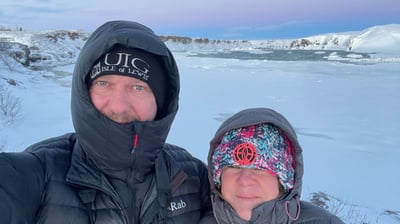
[207,107,344,223]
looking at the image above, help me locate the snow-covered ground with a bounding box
[1,24,399,223]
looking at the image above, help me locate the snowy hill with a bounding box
[293,24,400,53]
[0,29,89,69]
[162,24,400,54]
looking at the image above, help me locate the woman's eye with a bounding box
[225,166,241,171]
[253,169,266,174]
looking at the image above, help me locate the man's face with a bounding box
[89,74,157,123]
[220,167,281,221]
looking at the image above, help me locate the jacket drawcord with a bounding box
[86,204,95,224]
[285,195,301,221]
[78,189,97,224]
[155,151,170,224]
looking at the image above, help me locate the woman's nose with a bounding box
[237,169,255,183]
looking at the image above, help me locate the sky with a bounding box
[1,25,400,223]
[1,0,400,39]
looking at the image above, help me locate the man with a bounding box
[208,107,345,223]
[0,20,214,223]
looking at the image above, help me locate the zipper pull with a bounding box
[132,133,139,153]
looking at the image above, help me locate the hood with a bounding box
[71,20,180,177]
[207,108,303,223]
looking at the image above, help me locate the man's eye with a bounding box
[133,85,144,90]
[95,80,108,86]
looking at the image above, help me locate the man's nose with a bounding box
[109,88,130,114]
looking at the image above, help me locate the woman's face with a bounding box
[221,167,281,221]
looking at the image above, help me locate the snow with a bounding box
[1,24,399,223]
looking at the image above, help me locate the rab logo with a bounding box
[167,199,187,212]
[233,142,257,166]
